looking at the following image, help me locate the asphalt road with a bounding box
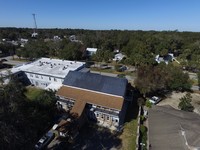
[90,70,135,82]
[188,72,198,80]
[191,85,199,91]
[0,56,27,66]
[149,105,200,150]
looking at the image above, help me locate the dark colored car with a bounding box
[35,131,55,150]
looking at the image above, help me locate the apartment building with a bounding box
[56,71,130,130]
[11,58,85,90]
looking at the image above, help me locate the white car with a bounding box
[35,131,55,150]
[149,96,161,104]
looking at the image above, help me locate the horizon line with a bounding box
[0,26,200,33]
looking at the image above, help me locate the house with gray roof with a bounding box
[56,71,131,130]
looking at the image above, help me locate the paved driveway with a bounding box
[149,105,200,150]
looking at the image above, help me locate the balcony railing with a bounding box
[94,107,119,116]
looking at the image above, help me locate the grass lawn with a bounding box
[25,87,43,100]
[119,100,139,150]
[120,118,138,150]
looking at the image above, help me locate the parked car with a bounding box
[149,96,161,104]
[35,131,55,150]
[117,74,126,78]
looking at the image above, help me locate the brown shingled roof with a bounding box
[56,86,124,111]
[71,100,86,116]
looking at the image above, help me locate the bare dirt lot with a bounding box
[157,92,200,115]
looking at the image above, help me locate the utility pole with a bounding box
[32,13,38,38]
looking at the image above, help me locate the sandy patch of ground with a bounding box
[157,92,200,115]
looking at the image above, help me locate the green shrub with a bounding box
[178,92,194,112]
[145,100,152,108]
[140,125,147,150]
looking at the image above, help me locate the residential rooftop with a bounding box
[57,85,124,110]
[11,58,85,78]
[63,71,128,97]
[86,48,97,52]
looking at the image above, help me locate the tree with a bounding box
[167,65,191,91]
[58,42,83,60]
[22,40,48,59]
[178,93,194,112]
[137,97,145,107]
[0,79,57,149]
[92,50,113,63]
[197,72,200,88]
[34,90,58,111]
[134,65,169,97]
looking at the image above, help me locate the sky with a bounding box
[0,0,200,31]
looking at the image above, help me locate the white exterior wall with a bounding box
[56,96,122,130]
[25,72,64,89]
[91,104,120,127]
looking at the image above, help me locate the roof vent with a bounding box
[62,66,68,70]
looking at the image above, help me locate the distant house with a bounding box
[11,58,85,90]
[155,53,175,64]
[31,32,38,38]
[20,38,28,43]
[56,71,131,130]
[6,40,18,46]
[86,48,97,56]
[113,53,125,61]
[69,35,76,41]
[19,38,28,47]
[53,36,61,41]
[69,35,82,43]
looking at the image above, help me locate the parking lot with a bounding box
[149,105,200,150]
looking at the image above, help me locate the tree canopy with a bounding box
[0,79,58,149]
[1,27,200,70]
[178,93,194,112]
[134,64,191,96]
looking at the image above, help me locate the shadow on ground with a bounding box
[51,123,122,150]
[50,88,140,150]
[124,88,140,123]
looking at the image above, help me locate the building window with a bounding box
[41,76,43,79]
[96,113,99,118]
[54,78,57,82]
[115,119,118,123]
[107,116,110,120]
[35,75,39,78]
[101,114,104,119]
[30,74,33,77]
[49,77,51,81]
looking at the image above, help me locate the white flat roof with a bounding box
[86,48,97,52]
[11,58,85,78]
[45,82,62,91]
